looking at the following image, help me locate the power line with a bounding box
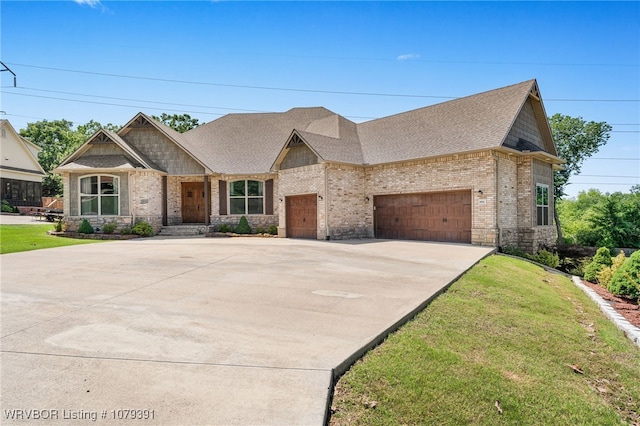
[6,62,640,102]
[590,157,640,160]
[578,175,639,178]
[567,182,637,185]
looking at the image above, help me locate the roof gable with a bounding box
[55,128,162,173]
[118,113,210,173]
[0,119,46,176]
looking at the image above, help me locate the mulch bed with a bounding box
[48,231,140,240]
[582,280,640,329]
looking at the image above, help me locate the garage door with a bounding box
[374,191,471,243]
[286,194,317,239]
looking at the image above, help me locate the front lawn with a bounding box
[330,255,640,425]
[0,225,103,254]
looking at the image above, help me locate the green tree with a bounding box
[549,114,612,243]
[557,188,640,248]
[151,113,200,133]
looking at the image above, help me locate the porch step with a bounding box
[159,225,210,237]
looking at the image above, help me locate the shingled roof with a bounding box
[357,79,551,164]
[176,79,558,173]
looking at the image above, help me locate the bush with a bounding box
[78,219,94,234]
[267,225,278,235]
[255,227,264,234]
[132,221,154,237]
[501,246,526,257]
[560,257,590,277]
[235,216,251,234]
[120,227,132,235]
[527,249,560,269]
[608,251,640,300]
[102,222,117,234]
[218,223,233,233]
[54,219,65,232]
[1,199,18,213]
[584,247,613,282]
[596,251,626,288]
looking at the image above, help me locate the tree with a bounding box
[151,113,200,133]
[549,113,612,243]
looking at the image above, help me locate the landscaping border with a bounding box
[572,276,640,348]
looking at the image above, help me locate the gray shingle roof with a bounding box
[181,107,337,174]
[357,79,538,164]
[176,79,552,173]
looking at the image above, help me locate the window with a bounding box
[80,175,119,215]
[229,180,263,215]
[536,184,549,226]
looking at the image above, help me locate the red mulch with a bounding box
[581,280,640,329]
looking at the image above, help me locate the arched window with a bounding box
[229,180,263,215]
[80,175,119,216]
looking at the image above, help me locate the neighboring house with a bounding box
[54,79,563,252]
[0,119,46,207]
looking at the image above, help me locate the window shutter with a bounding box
[219,180,227,215]
[265,179,274,215]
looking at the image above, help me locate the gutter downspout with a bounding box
[324,163,330,240]
[492,151,501,247]
[129,171,135,226]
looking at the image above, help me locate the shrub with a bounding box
[1,199,17,213]
[102,222,117,234]
[132,221,154,237]
[120,227,132,235]
[501,246,526,257]
[561,257,590,277]
[267,225,278,235]
[54,219,65,232]
[527,249,560,269]
[596,251,626,288]
[255,227,264,234]
[218,223,233,233]
[235,216,251,234]
[584,247,613,282]
[608,251,640,300]
[78,219,94,234]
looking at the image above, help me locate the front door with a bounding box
[181,182,206,223]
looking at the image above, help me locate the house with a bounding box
[54,79,563,252]
[0,119,46,207]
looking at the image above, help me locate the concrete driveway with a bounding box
[1,237,493,425]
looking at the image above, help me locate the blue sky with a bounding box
[1,1,638,198]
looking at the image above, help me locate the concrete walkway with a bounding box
[1,237,493,425]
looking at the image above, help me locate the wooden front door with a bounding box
[286,194,317,239]
[374,191,472,243]
[181,182,206,223]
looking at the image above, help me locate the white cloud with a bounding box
[397,53,421,61]
[73,0,102,8]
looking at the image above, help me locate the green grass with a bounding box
[330,255,640,425]
[0,225,102,254]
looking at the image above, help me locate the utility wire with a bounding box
[5,62,640,102]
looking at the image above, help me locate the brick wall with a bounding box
[326,164,370,239]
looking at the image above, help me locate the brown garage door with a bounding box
[286,194,317,239]
[374,191,471,243]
